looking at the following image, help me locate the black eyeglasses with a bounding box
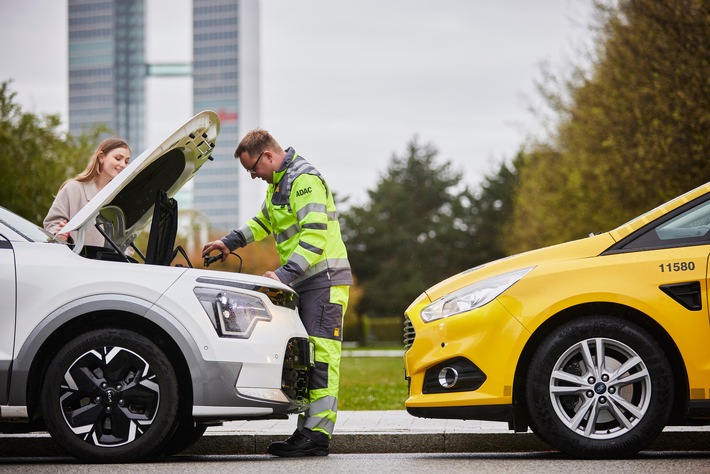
[246,151,264,175]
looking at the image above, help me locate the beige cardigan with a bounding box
[43,179,105,247]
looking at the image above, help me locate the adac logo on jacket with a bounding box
[295,186,312,197]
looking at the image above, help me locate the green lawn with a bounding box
[339,356,409,410]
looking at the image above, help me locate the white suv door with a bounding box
[0,237,15,404]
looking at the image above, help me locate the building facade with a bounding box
[192,0,260,232]
[68,0,146,152]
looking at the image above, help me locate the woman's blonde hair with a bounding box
[73,137,131,184]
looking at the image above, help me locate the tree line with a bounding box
[1,0,708,335]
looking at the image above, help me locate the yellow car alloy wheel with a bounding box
[525,315,673,458]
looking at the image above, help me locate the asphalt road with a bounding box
[1,452,709,474]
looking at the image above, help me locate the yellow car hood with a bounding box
[422,232,617,304]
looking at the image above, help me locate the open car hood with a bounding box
[61,111,220,253]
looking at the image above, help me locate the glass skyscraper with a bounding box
[192,0,260,232]
[68,0,146,152]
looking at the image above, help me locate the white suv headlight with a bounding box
[420,267,534,322]
[194,287,272,338]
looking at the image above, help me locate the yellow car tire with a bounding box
[525,315,673,458]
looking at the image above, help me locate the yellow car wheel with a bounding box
[525,315,673,458]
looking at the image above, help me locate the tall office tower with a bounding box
[192,0,260,232]
[68,0,146,152]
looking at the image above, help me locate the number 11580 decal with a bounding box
[659,262,696,272]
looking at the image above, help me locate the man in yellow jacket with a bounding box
[202,129,352,457]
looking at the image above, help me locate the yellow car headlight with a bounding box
[420,266,535,322]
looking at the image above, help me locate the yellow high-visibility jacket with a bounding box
[222,148,352,291]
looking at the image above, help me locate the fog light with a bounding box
[438,367,459,388]
[423,357,486,394]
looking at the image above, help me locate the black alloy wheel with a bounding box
[41,329,179,463]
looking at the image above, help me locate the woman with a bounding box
[44,137,131,247]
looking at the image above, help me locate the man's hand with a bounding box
[202,240,229,262]
[263,271,281,282]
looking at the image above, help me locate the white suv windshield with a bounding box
[0,207,55,242]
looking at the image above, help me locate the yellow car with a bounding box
[404,182,710,458]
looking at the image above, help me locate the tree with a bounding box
[470,152,522,262]
[507,0,710,253]
[0,81,102,223]
[341,138,514,318]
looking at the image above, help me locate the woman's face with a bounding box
[99,146,130,180]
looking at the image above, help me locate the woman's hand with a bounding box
[54,220,70,241]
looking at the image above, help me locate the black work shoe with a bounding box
[267,432,329,457]
[284,429,305,444]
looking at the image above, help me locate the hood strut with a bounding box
[145,189,188,267]
[96,224,131,262]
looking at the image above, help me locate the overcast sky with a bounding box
[1,0,596,215]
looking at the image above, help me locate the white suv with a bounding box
[0,111,313,462]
